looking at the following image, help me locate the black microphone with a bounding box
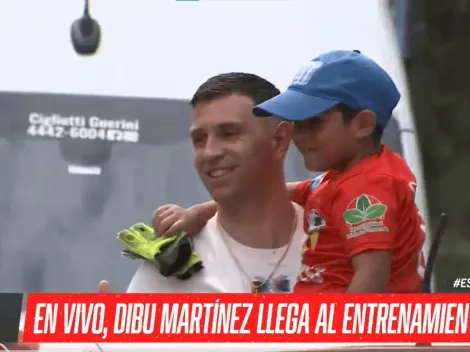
[71,0,101,55]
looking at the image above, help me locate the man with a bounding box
[5,73,306,352]
[126,73,305,293]
[153,51,425,293]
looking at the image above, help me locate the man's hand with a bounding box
[98,280,112,293]
[152,202,216,237]
[0,330,40,351]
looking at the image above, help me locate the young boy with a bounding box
[153,50,425,293]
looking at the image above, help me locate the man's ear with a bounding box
[350,110,376,139]
[272,121,293,158]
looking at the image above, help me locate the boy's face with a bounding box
[292,108,357,172]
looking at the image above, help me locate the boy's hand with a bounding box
[153,204,206,237]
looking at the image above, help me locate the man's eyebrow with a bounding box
[216,122,243,129]
[190,121,244,134]
[189,126,202,138]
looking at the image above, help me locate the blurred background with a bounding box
[391,0,470,291]
[0,0,468,294]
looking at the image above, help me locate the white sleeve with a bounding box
[126,262,174,293]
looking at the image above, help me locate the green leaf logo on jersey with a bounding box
[343,195,387,225]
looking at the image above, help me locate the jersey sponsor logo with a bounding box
[343,194,389,239]
[303,209,326,255]
[304,176,327,254]
[307,209,326,233]
[301,209,326,284]
[302,232,319,255]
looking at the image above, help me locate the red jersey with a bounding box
[292,146,425,293]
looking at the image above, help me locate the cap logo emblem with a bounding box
[292,60,323,85]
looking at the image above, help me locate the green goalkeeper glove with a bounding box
[117,223,203,280]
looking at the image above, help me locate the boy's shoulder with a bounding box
[336,147,416,190]
[300,148,416,207]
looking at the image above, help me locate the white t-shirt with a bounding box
[127,203,306,293]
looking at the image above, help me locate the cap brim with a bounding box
[253,89,339,121]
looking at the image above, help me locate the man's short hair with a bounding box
[190,72,280,108]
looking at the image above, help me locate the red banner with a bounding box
[22,294,470,344]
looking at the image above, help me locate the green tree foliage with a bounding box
[407,0,470,291]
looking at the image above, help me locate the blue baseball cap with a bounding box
[253,50,401,129]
